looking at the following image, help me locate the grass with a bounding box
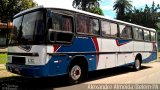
[0,53,7,64]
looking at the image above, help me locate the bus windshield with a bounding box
[9,11,44,45]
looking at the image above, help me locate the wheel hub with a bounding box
[70,65,81,80]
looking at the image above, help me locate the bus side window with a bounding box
[151,32,156,42]
[49,13,73,32]
[101,21,110,37]
[52,14,62,30]
[133,27,139,40]
[77,15,89,34]
[138,29,144,40]
[110,23,118,37]
[62,16,73,32]
[119,25,132,39]
[89,18,100,35]
[133,28,144,40]
[144,30,150,41]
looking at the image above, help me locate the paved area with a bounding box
[0,61,160,90]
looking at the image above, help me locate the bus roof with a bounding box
[14,6,156,32]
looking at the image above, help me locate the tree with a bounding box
[89,6,104,15]
[125,2,160,29]
[72,0,103,15]
[113,0,132,20]
[0,0,37,22]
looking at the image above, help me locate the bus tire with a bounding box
[68,63,84,84]
[133,57,141,71]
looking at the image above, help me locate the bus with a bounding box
[6,6,157,84]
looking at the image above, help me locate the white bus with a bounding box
[6,6,157,84]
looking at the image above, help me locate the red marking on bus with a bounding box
[92,37,99,67]
[53,45,61,52]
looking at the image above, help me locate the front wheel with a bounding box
[68,64,84,84]
[133,58,141,71]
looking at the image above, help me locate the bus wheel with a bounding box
[133,57,141,71]
[68,64,84,84]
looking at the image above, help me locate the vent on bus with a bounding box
[12,57,25,65]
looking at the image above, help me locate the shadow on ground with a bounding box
[0,65,152,90]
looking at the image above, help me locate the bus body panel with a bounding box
[6,7,157,78]
[7,37,157,77]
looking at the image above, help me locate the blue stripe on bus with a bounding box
[47,37,97,76]
[142,52,157,63]
[116,39,131,46]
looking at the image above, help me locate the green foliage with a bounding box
[113,0,132,20]
[88,7,104,15]
[125,1,160,29]
[0,53,7,64]
[0,0,37,22]
[72,0,103,15]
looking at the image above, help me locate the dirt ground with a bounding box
[0,64,17,78]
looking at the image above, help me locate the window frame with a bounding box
[119,24,133,40]
[101,20,111,38]
[101,20,118,38]
[76,14,100,36]
[150,31,156,42]
[49,12,74,33]
[143,29,151,41]
[47,10,75,44]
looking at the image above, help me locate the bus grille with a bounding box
[12,57,25,65]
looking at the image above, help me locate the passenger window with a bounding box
[133,27,139,40]
[138,29,143,40]
[51,13,73,32]
[119,25,132,39]
[151,32,156,42]
[48,12,74,43]
[144,30,150,41]
[110,23,118,37]
[90,18,99,35]
[101,21,110,37]
[133,28,143,40]
[77,15,89,34]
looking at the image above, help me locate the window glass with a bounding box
[133,28,143,40]
[52,13,73,32]
[120,25,132,39]
[101,21,110,37]
[110,23,118,37]
[144,30,150,41]
[133,27,139,40]
[151,32,156,42]
[138,29,143,40]
[90,19,99,35]
[63,16,73,32]
[77,15,89,34]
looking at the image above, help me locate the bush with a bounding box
[0,53,7,64]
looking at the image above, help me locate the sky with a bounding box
[34,0,160,19]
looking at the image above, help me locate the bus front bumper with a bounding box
[6,63,48,77]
